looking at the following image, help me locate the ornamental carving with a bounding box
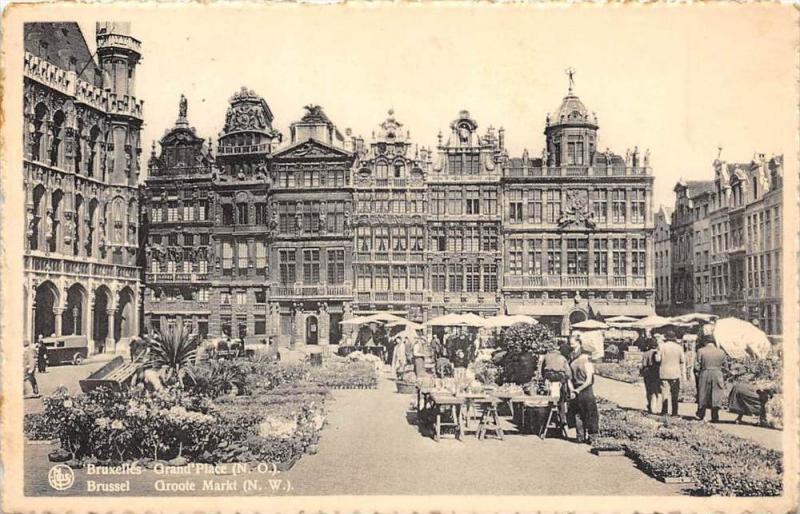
[557,189,596,230]
[223,102,268,133]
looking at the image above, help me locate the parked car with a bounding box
[42,335,89,365]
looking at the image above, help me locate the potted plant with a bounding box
[395,364,417,394]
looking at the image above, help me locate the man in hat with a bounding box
[655,330,685,416]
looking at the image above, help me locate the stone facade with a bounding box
[653,206,672,314]
[23,22,143,354]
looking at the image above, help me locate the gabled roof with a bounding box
[686,180,715,198]
[272,137,353,160]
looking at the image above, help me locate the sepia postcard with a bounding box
[1,2,798,513]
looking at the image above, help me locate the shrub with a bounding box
[146,325,201,388]
[594,362,642,384]
[24,412,58,440]
[307,361,377,389]
[435,357,454,378]
[190,359,247,398]
[471,359,499,385]
[496,323,557,356]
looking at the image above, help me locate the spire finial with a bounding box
[566,67,576,94]
[717,145,723,159]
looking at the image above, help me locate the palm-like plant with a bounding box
[146,325,200,388]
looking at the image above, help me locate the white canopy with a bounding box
[387,319,425,331]
[339,315,378,326]
[671,313,718,324]
[340,312,407,326]
[424,313,486,327]
[631,315,674,330]
[483,314,539,329]
[604,315,638,324]
[714,317,772,359]
[571,319,609,330]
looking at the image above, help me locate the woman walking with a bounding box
[639,337,661,413]
[695,339,727,422]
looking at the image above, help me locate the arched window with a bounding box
[30,103,48,162]
[49,111,65,167]
[393,161,405,179]
[112,197,125,245]
[87,126,100,178]
[30,185,46,251]
[375,160,388,179]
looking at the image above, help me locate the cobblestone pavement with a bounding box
[593,375,783,451]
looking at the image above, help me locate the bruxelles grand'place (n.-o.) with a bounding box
[24,21,665,352]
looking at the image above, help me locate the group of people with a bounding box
[390,329,430,378]
[538,333,598,444]
[23,335,50,398]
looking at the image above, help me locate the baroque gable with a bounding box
[273,138,352,161]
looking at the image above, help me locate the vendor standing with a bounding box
[567,336,599,444]
[539,344,572,424]
[412,334,427,378]
[695,337,727,422]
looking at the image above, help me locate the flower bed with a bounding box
[307,360,378,389]
[25,361,330,470]
[594,362,642,384]
[593,399,782,495]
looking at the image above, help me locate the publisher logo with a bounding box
[48,464,75,491]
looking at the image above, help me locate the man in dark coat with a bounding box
[639,337,661,413]
[695,341,727,422]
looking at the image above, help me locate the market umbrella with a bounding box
[631,315,674,330]
[368,312,407,324]
[671,313,718,324]
[713,317,772,359]
[571,319,609,330]
[386,319,425,331]
[424,313,486,328]
[605,315,638,324]
[483,314,539,328]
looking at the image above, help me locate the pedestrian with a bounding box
[23,339,40,398]
[412,334,427,378]
[566,336,599,444]
[639,336,661,413]
[392,336,408,375]
[728,382,775,426]
[36,334,48,373]
[655,330,685,416]
[695,337,727,422]
[539,343,572,424]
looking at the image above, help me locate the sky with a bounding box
[64,4,799,211]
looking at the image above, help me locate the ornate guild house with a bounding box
[23,22,143,354]
[141,74,657,345]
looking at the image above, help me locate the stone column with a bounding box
[318,303,330,345]
[106,308,116,353]
[54,307,64,337]
[86,295,95,355]
[293,303,304,347]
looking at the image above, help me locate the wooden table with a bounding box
[458,393,490,430]
[429,393,465,442]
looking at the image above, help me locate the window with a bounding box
[374,265,389,290]
[431,190,446,215]
[466,264,480,292]
[545,190,561,223]
[591,190,607,223]
[376,161,388,179]
[612,239,627,275]
[303,249,320,283]
[222,204,234,225]
[483,264,497,292]
[255,203,268,225]
[237,242,248,275]
[483,189,498,215]
[200,234,209,245]
[394,162,405,178]
[151,204,163,223]
[528,190,542,223]
[546,239,561,274]
[327,249,345,284]
[631,190,646,224]
[409,265,424,291]
[198,201,208,221]
[328,201,345,233]
[508,239,523,275]
[197,288,209,302]
[356,264,372,290]
[376,192,389,213]
[410,226,424,252]
[375,227,389,252]
[482,226,498,251]
[303,201,320,232]
[168,233,178,246]
[632,238,646,276]
[222,241,233,274]
[236,291,247,305]
[431,264,446,292]
[392,226,407,252]
[198,260,208,274]
[447,226,463,252]
[466,189,480,215]
[279,202,296,234]
[392,265,407,290]
[567,139,584,165]
[509,190,523,223]
[447,189,462,215]
[431,226,446,252]
[612,190,627,224]
[279,249,296,285]
[220,291,231,305]
[151,260,160,273]
[357,226,372,252]
[448,263,463,292]
[254,316,267,335]
[593,238,608,275]
[183,202,194,222]
[168,202,179,222]
[527,239,543,275]
[566,238,588,275]
[463,226,480,253]
[255,241,267,273]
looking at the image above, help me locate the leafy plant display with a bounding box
[594,362,643,384]
[26,361,331,468]
[443,333,476,368]
[307,361,378,389]
[493,323,557,384]
[435,357,454,378]
[24,412,58,440]
[471,359,500,385]
[595,399,782,495]
[145,325,201,388]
